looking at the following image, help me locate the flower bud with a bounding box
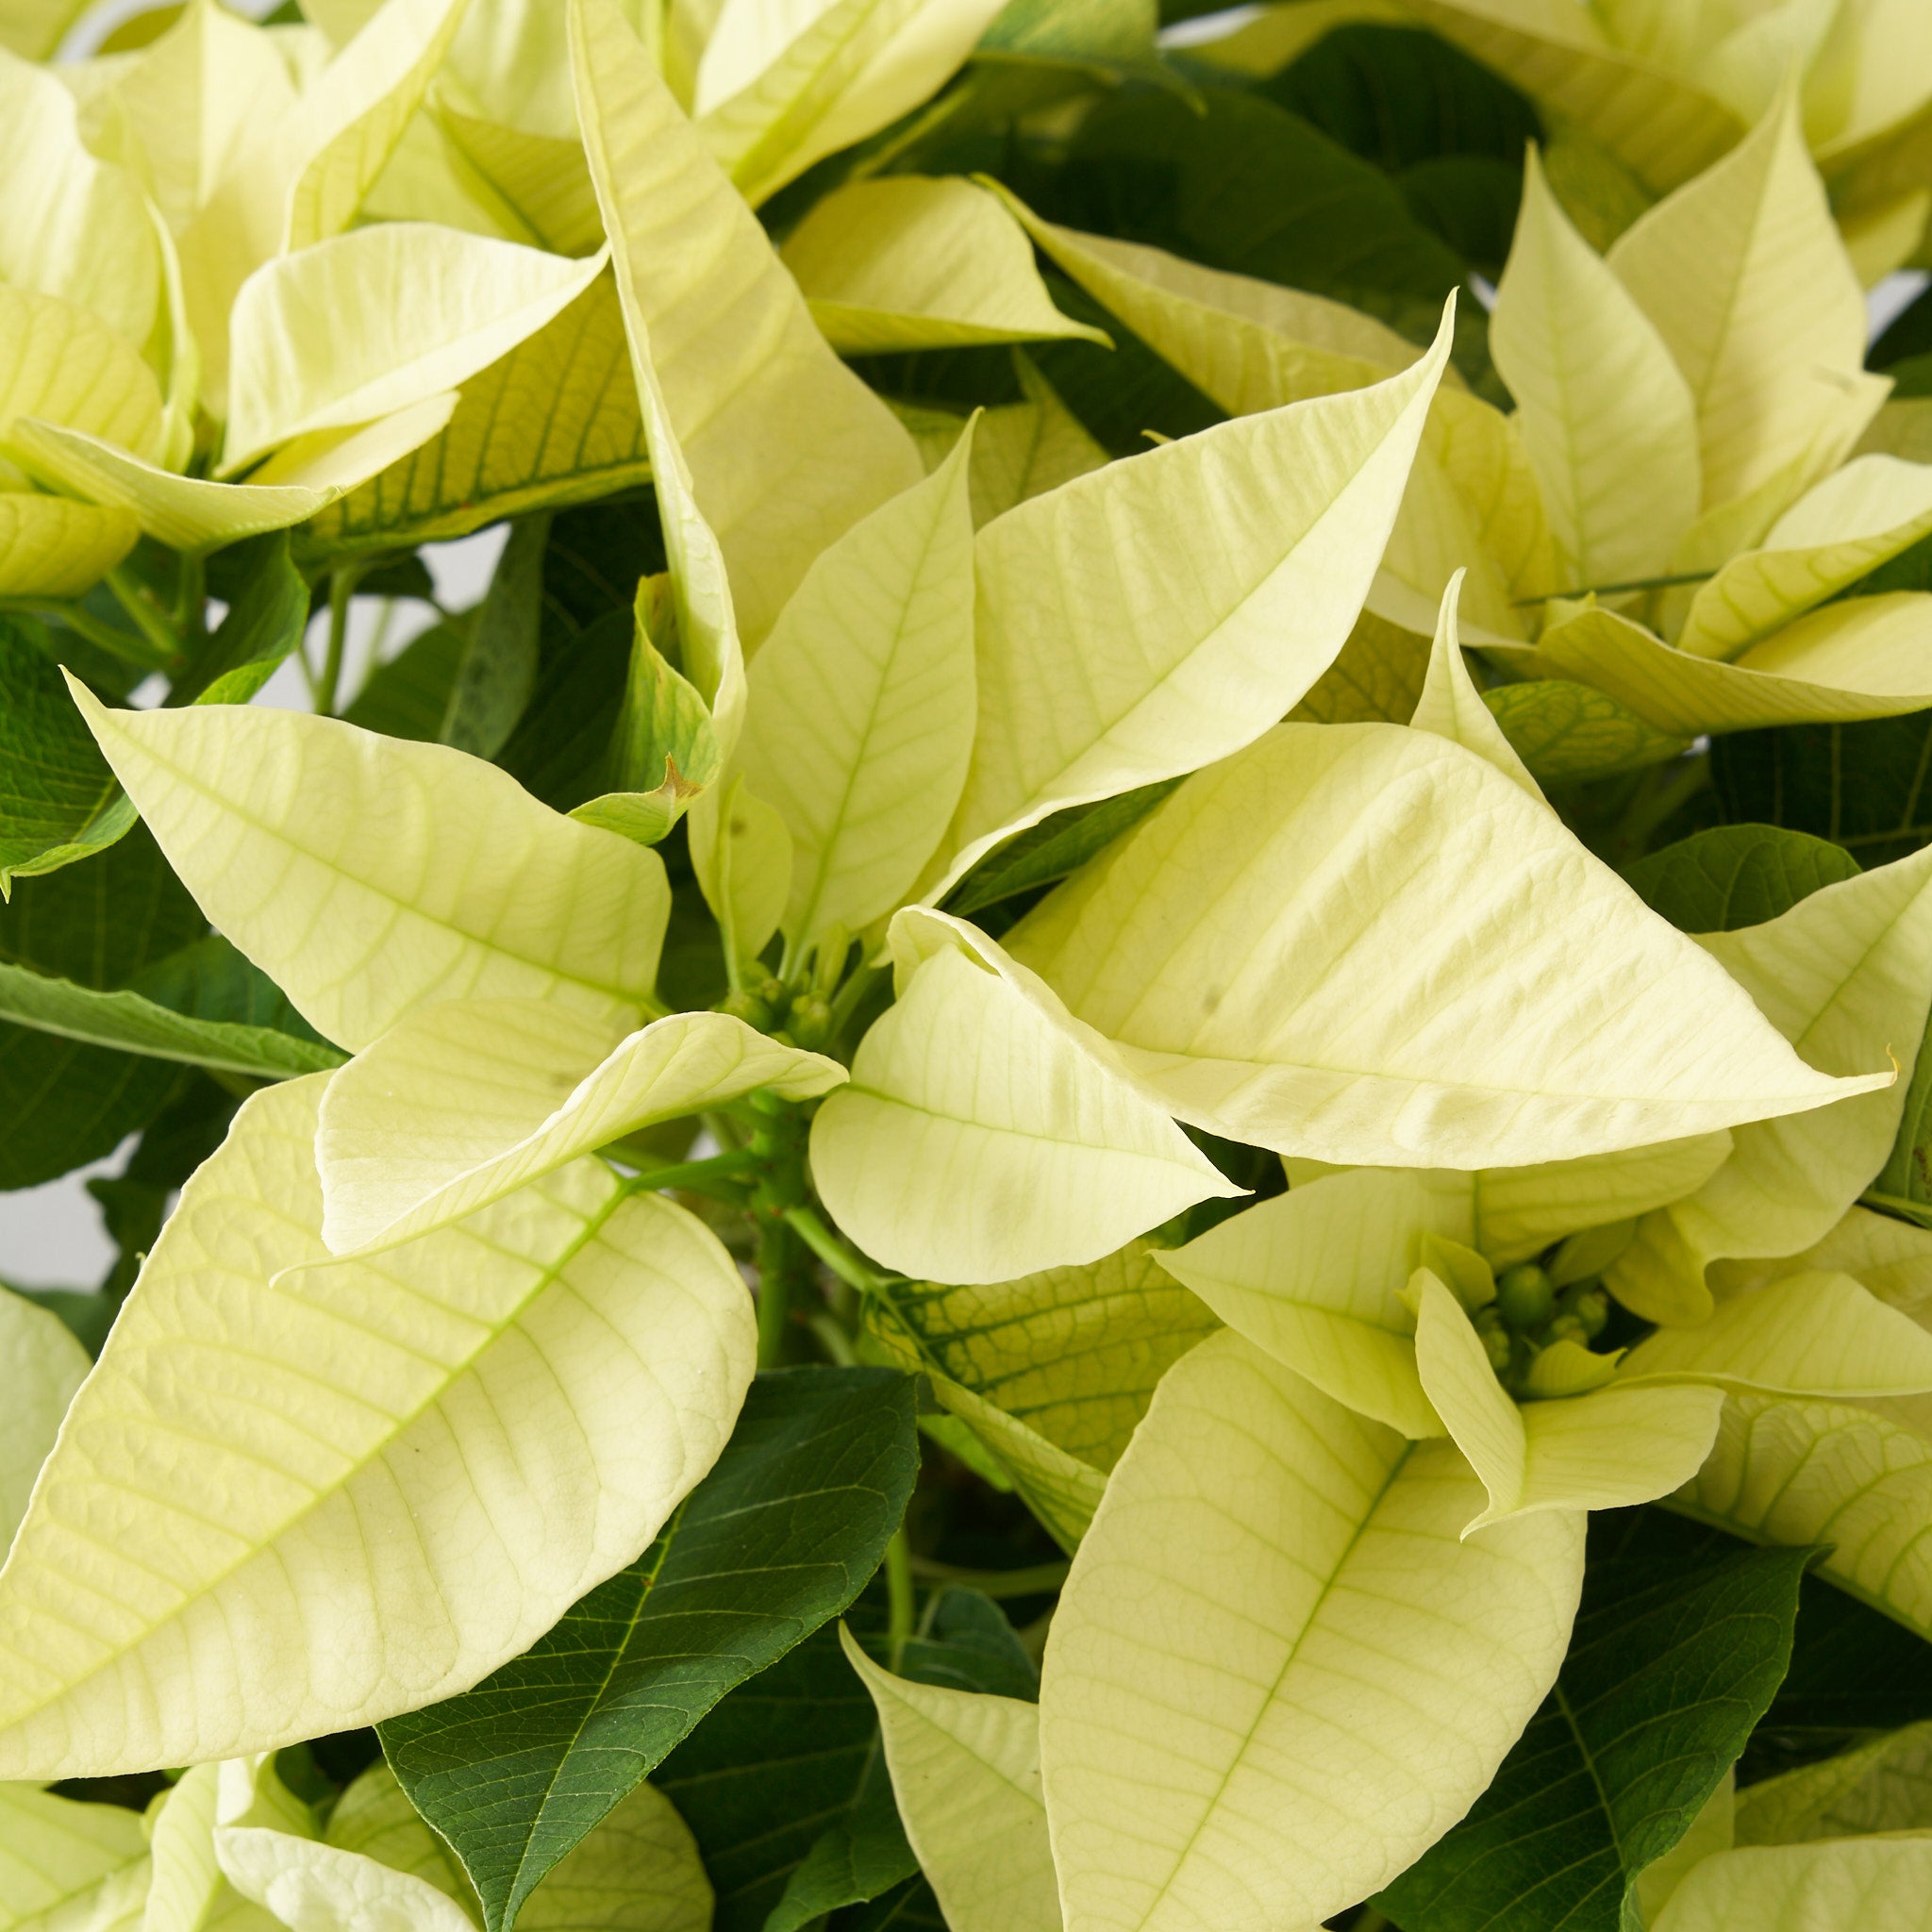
[1495,1263,1554,1331]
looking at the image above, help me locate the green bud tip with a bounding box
[1570,1287,1610,1339]
[1544,1312,1587,1347]
[1494,1263,1554,1331]
[1482,1326,1512,1374]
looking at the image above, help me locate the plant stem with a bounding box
[908,1557,1070,1598]
[885,1529,914,1669]
[174,551,207,642]
[807,1311,858,1365]
[106,565,181,664]
[316,561,364,716]
[756,1215,800,1368]
[825,959,886,1041]
[785,1203,891,1296]
[7,597,174,671]
[618,1146,760,1201]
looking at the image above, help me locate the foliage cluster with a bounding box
[9,0,1932,1928]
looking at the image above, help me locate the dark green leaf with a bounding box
[1259,24,1540,169]
[541,498,664,641]
[172,534,309,707]
[658,1588,1034,1932]
[343,621,472,741]
[442,515,549,758]
[1040,83,1466,315]
[1621,824,1859,933]
[1378,1518,1814,1932]
[1485,679,1690,785]
[828,1878,945,1930]
[493,608,634,812]
[0,828,207,1189]
[1710,712,1932,867]
[1615,1508,1932,1781]
[0,620,132,890]
[355,553,437,603]
[380,1367,920,1932]
[946,779,1180,917]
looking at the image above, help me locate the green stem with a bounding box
[1513,569,1714,606]
[106,565,180,664]
[825,960,887,1041]
[756,1215,800,1369]
[785,1204,891,1296]
[807,1310,858,1366]
[908,1558,1070,1598]
[885,1529,915,1670]
[7,598,174,671]
[618,1146,760,1200]
[316,561,365,717]
[174,552,208,642]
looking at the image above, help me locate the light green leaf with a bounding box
[841,1629,1060,1932]
[280,0,471,253]
[1482,676,1693,783]
[782,176,1107,355]
[9,395,459,555]
[810,943,1237,1284]
[223,226,608,472]
[1675,455,1932,660]
[0,1074,756,1776]
[964,356,1108,526]
[864,1240,1219,1474]
[71,688,672,1054]
[0,493,138,599]
[0,1781,149,1932]
[1609,843,1932,1322]
[1400,0,1741,192]
[321,1766,713,1932]
[740,425,977,951]
[1039,1328,1584,1932]
[0,50,161,350]
[1412,1270,1728,1529]
[569,0,921,644]
[0,285,164,470]
[1517,596,1932,737]
[315,999,842,1255]
[1650,1838,1932,1931]
[695,0,1008,208]
[1607,90,1885,518]
[1674,1392,1932,1639]
[688,774,791,972]
[937,303,1455,890]
[1622,1270,1932,1397]
[0,1285,87,1555]
[1736,1718,1932,1843]
[1491,144,1699,588]
[1408,571,1542,798]
[0,960,345,1081]
[217,1829,477,1932]
[1157,1169,1472,1438]
[433,103,605,255]
[1291,609,1434,725]
[297,277,651,559]
[996,723,1870,1167]
[928,1374,1107,1554]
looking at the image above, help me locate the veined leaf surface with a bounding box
[1040,1330,1583,1932]
[72,690,672,1054]
[0,1285,88,1553]
[1652,1838,1932,1931]
[0,1075,756,1777]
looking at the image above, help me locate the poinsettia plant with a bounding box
[7,2,1932,1930]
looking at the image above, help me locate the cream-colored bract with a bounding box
[1408,572,1542,798]
[1679,1393,1932,1638]
[0,1077,755,1777]
[568,0,920,644]
[782,176,1109,356]
[841,1629,1061,1932]
[1040,1330,1583,1932]
[810,945,1239,1284]
[936,306,1456,890]
[217,1831,476,1932]
[222,225,608,471]
[1650,1838,1932,1931]
[0,1781,150,1932]
[0,1288,87,1558]
[929,1376,1108,1554]
[1001,723,1874,1167]
[740,429,977,952]
[315,999,844,1255]
[1411,1273,1726,1529]
[71,689,672,1055]
[1491,147,1701,588]
[1609,843,1932,1321]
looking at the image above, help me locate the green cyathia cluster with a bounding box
[8,2,1932,1930]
